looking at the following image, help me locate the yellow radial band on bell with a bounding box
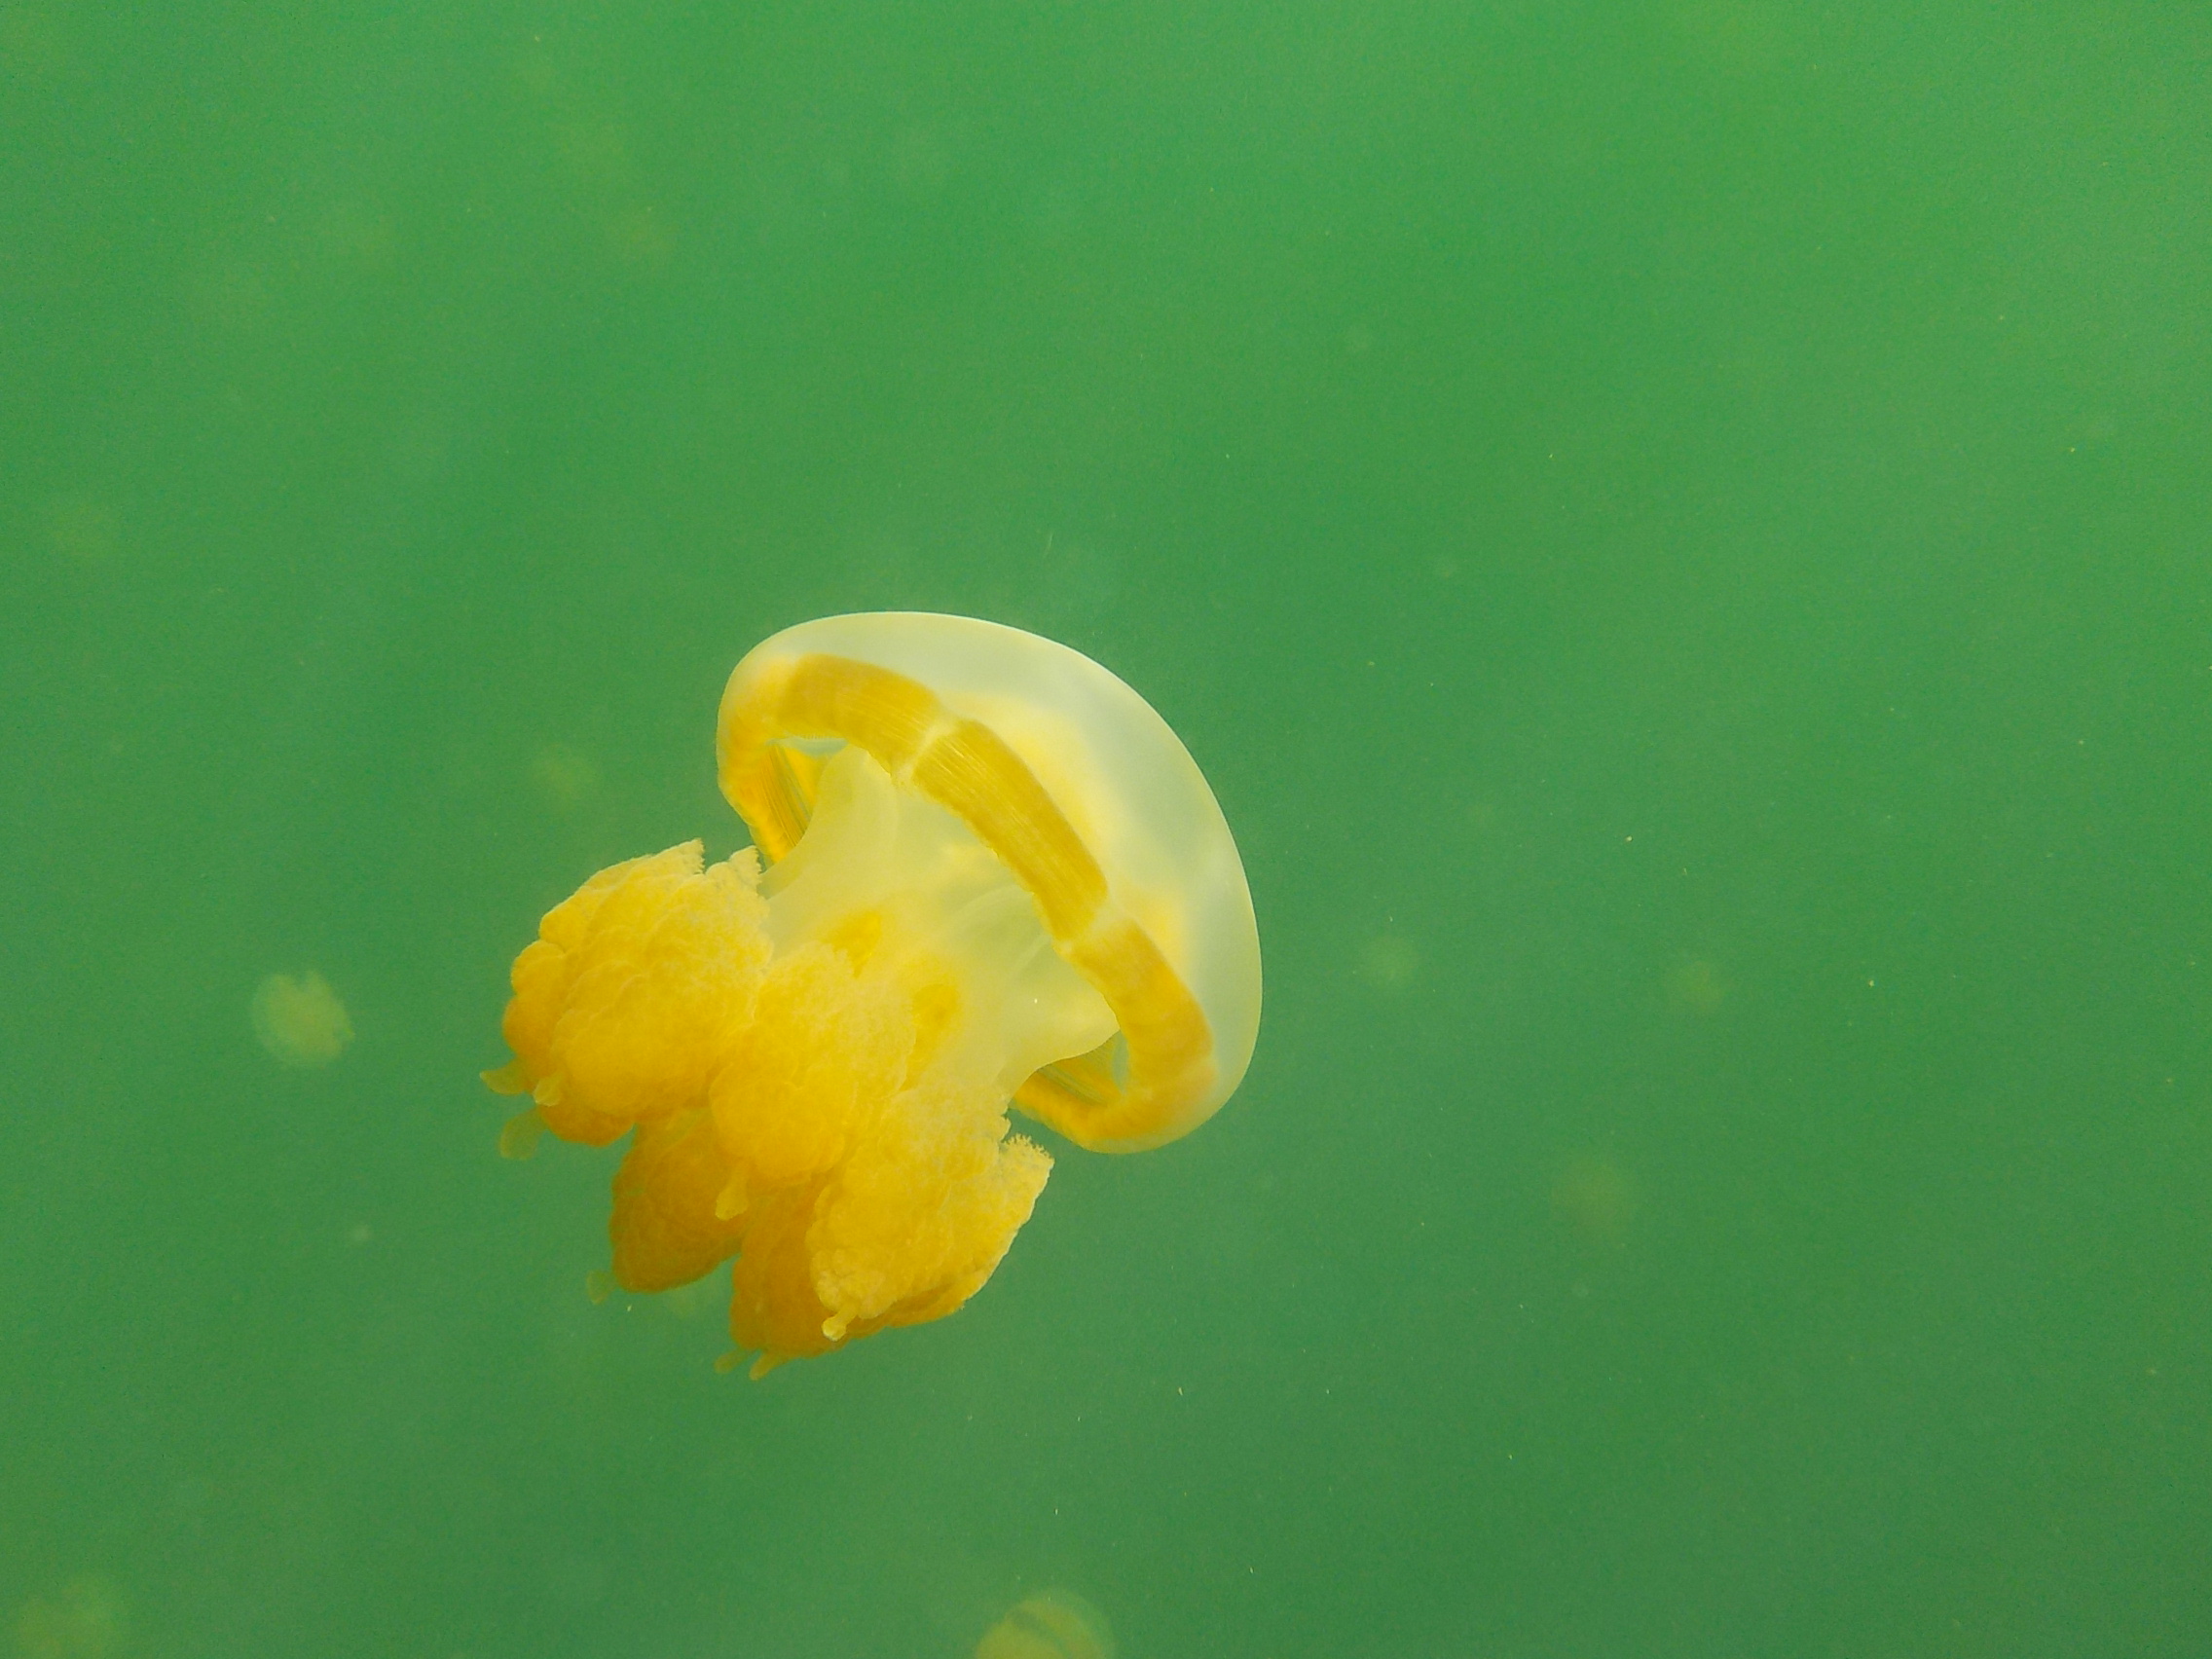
[909,719,1108,940]
[723,655,942,860]
[718,651,1215,1147]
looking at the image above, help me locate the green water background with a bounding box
[5,3,2210,1655]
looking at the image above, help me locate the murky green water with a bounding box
[6,3,2209,1655]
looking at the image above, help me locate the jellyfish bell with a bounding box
[250,971,353,1067]
[486,613,1260,1374]
[974,1590,1115,1659]
[719,611,1262,1151]
[14,1573,129,1659]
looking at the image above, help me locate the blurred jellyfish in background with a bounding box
[1664,954,1728,1016]
[44,497,119,565]
[1354,927,1420,991]
[531,743,601,811]
[1552,1153,1639,1249]
[974,1590,1114,1659]
[14,1575,127,1659]
[249,971,354,1067]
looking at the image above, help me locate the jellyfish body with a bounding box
[488,613,1260,1372]
[975,1590,1116,1659]
[251,971,353,1067]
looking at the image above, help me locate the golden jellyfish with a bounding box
[1552,1153,1638,1247]
[485,613,1262,1375]
[1664,955,1728,1015]
[975,1590,1115,1659]
[250,971,354,1067]
[14,1574,128,1659]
